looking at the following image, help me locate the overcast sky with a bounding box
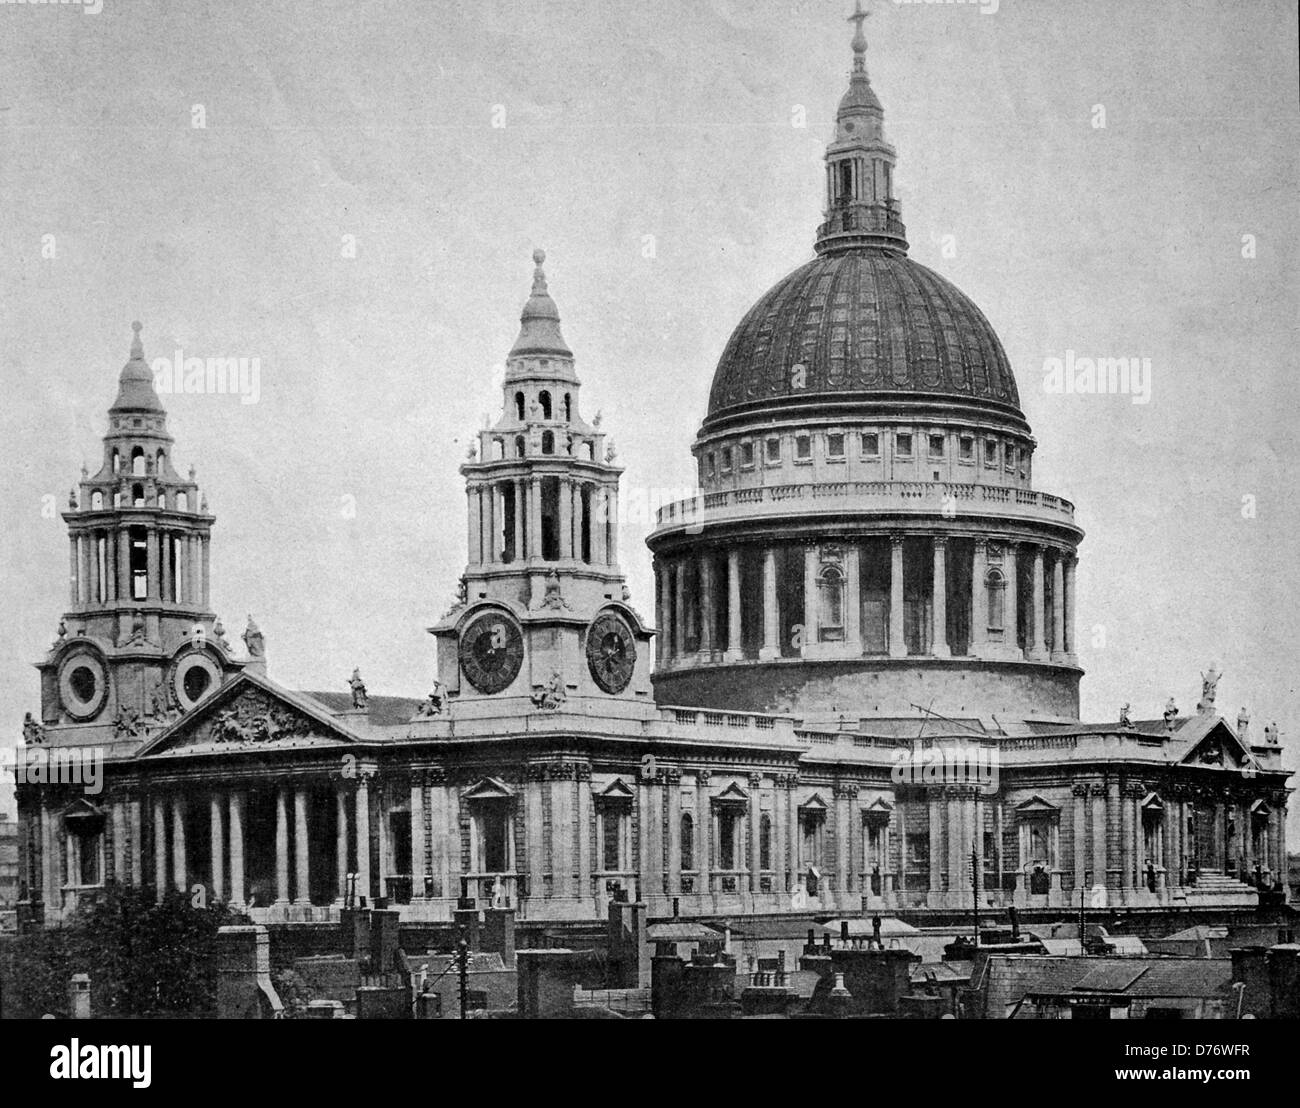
[1,0,1297,834]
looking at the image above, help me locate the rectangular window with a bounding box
[895,432,913,458]
[929,433,945,458]
[959,436,974,462]
[984,440,998,467]
[765,437,781,463]
[705,453,715,478]
[826,432,845,458]
[721,447,732,472]
[1004,443,1015,469]
[602,809,622,871]
[718,811,737,870]
[740,442,755,468]
[795,435,812,461]
[861,431,880,457]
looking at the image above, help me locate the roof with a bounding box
[647,921,723,943]
[987,955,1234,1008]
[705,249,1022,427]
[303,691,424,728]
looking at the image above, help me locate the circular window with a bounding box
[183,666,212,702]
[58,651,108,721]
[69,666,98,703]
[170,649,223,711]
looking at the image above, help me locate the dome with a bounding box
[705,249,1022,427]
[111,322,164,414]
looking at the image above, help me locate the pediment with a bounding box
[713,781,750,804]
[464,776,515,801]
[62,797,105,821]
[1180,721,1250,770]
[135,673,360,758]
[800,793,828,811]
[597,778,635,800]
[1015,794,1060,814]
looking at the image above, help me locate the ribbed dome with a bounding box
[705,249,1021,423]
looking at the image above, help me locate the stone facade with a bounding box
[14,15,1290,930]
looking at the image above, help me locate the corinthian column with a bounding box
[294,786,311,905]
[274,788,290,905]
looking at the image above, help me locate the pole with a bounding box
[971,847,979,948]
[458,936,469,1020]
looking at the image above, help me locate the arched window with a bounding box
[156,449,166,472]
[131,447,146,476]
[177,491,188,512]
[492,438,504,461]
[564,393,572,421]
[91,491,104,510]
[542,430,554,455]
[582,442,594,461]
[760,815,772,871]
[111,450,121,475]
[514,392,525,421]
[514,435,526,458]
[539,390,552,420]
[818,565,844,640]
[132,484,145,507]
[113,492,122,509]
[157,492,166,509]
[680,813,694,871]
[986,568,1005,631]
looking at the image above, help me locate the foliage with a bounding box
[1,885,249,1019]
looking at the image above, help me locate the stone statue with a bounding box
[56,619,67,642]
[1264,722,1279,746]
[605,439,617,463]
[530,671,565,711]
[22,712,45,746]
[68,488,78,510]
[114,706,143,739]
[1197,663,1222,712]
[621,584,632,602]
[1236,707,1250,740]
[539,569,570,611]
[466,441,478,461]
[592,410,602,428]
[243,615,265,658]
[1118,703,1132,728]
[348,667,369,710]
[213,617,231,650]
[125,609,148,646]
[416,680,445,718]
[1163,697,1178,728]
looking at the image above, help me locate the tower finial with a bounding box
[130,320,144,360]
[531,248,548,294]
[849,0,869,72]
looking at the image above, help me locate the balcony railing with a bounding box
[816,199,907,242]
[654,480,1076,529]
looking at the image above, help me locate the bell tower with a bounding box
[35,323,240,741]
[431,252,653,706]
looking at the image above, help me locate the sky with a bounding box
[0,0,1297,835]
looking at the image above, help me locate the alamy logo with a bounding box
[1042,350,1152,405]
[4,745,103,794]
[152,349,262,405]
[890,741,999,792]
[50,1040,151,1088]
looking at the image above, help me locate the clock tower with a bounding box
[430,251,653,707]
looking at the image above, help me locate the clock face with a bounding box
[459,612,524,694]
[586,612,636,694]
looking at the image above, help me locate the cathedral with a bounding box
[15,10,1290,929]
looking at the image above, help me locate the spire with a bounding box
[110,320,165,414]
[509,248,572,359]
[814,2,908,256]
